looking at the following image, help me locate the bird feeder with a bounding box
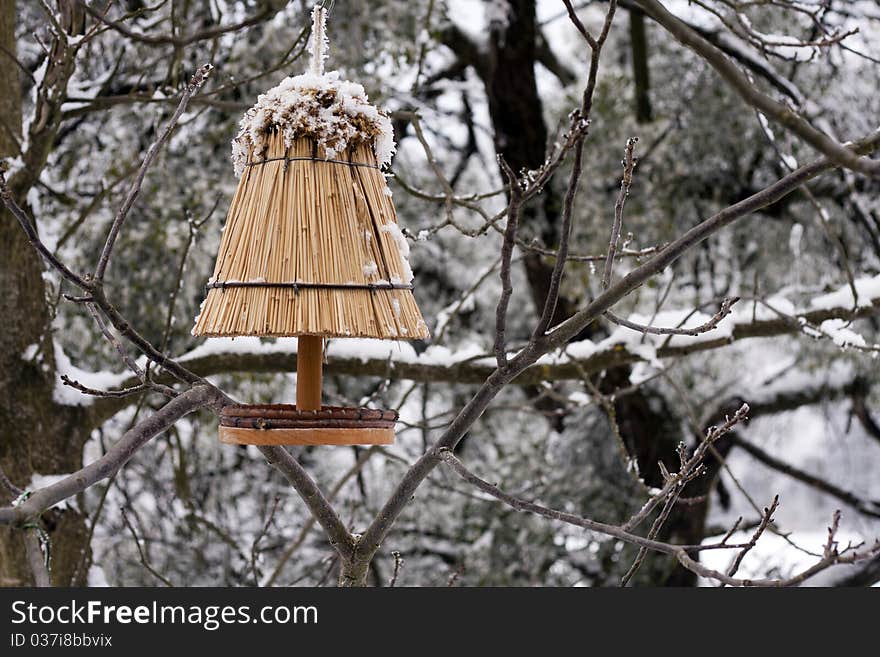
[192,6,428,446]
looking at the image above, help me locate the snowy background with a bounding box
[2,0,879,587]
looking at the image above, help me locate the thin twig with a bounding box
[388,551,403,587]
[725,496,779,580]
[493,157,523,368]
[605,296,738,336]
[533,127,586,337]
[440,449,880,586]
[602,137,639,289]
[251,496,281,586]
[621,443,702,586]
[121,507,173,586]
[623,404,751,532]
[95,63,213,281]
[0,466,23,502]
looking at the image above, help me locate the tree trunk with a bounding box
[629,8,654,123]
[0,0,92,587]
[338,556,370,587]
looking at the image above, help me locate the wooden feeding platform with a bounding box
[218,403,397,446]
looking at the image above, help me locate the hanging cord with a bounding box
[309,4,330,76]
[316,0,335,18]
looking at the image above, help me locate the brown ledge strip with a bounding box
[219,404,398,430]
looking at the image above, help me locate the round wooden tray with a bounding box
[218,404,397,445]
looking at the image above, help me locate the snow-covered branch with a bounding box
[162,278,880,389]
[635,0,880,177]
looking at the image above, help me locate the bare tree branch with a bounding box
[725,496,779,580]
[494,158,523,368]
[348,128,880,583]
[602,137,639,289]
[79,1,286,48]
[542,128,880,352]
[0,167,90,289]
[0,385,223,525]
[94,63,212,281]
[258,446,356,563]
[605,296,739,337]
[121,506,173,587]
[730,434,880,519]
[438,447,880,586]
[635,0,880,177]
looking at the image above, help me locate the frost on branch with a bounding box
[230,5,395,176]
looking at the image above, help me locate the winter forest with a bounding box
[0,0,879,589]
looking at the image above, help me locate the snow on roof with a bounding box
[231,6,395,176]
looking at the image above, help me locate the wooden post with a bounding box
[296,335,323,411]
